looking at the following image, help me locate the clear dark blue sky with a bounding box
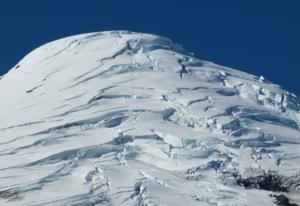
[0,0,299,95]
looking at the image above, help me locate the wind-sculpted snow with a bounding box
[0,31,300,205]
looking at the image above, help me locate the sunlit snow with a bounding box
[0,31,299,206]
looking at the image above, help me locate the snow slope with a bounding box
[0,31,300,206]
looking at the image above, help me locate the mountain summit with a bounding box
[0,31,299,205]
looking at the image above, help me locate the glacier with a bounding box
[0,31,299,206]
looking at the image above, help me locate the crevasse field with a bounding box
[0,31,299,206]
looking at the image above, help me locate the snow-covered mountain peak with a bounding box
[0,31,299,205]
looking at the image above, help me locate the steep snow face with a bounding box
[0,31,300,206]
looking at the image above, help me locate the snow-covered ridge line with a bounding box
[0,31,299,205]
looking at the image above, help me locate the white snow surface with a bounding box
[0,31,300,205]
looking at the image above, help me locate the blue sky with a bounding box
[0,0,299,95]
